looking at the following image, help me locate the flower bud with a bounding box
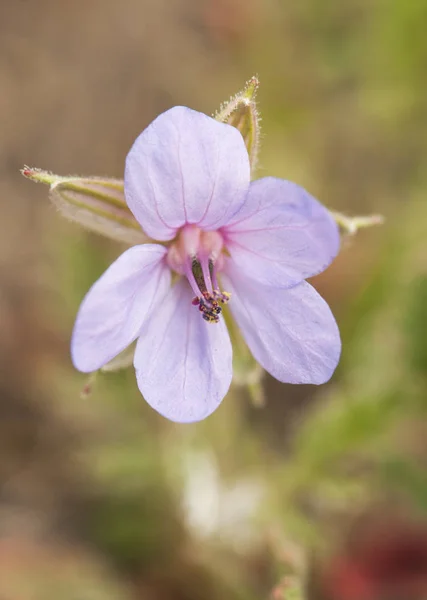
[330,210,384,236]
[214,76,261,173]
[21,167,148,245]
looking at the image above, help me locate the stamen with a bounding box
[210,261,221,294]
[167,227,231,324]
[191,257,209,294]
[193,292,223,323]
[201,258,213,294]
[189,258,231,324]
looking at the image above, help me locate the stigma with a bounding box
[167,226,231,323]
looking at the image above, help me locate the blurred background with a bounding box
[1,0,427,598]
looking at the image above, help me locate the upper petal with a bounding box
[222,261,341,384]
[134,279,232,423]
[124,106,250,241]
[71,244,170,372]
[223,177,340,288]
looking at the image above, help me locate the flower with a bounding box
[71,106,341,423]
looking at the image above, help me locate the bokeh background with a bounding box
[1,0,427,598]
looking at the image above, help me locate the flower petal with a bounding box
[125,106,250,241]
[71,244,170,372]
[134,279,232,423]
[223,177,340,288]
[222,261,341,384]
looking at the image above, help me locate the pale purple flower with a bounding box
[71,107,341,423]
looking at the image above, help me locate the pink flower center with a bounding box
[167,225,231,323]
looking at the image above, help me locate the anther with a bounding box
[191,287,231,324]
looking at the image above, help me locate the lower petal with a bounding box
[134,279,232,423]
[71,244,170,372]
[222,261,341,384]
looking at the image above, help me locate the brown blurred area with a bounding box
[0,2,269,598]
[1,0,426,598]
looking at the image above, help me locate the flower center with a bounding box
[167,226,231,323]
